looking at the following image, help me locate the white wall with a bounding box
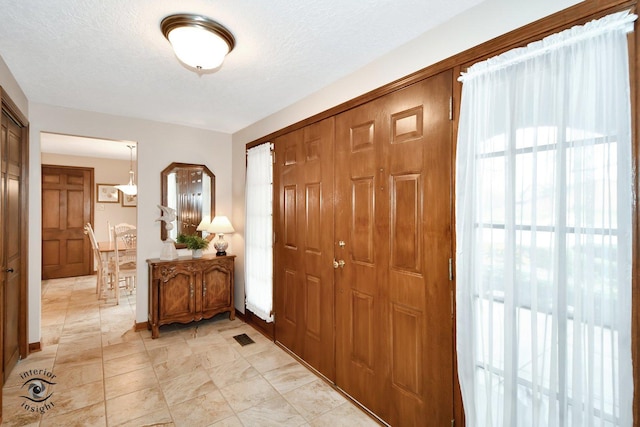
[230,0,584,314]
[28,103,233,343]
[41,153,137,242]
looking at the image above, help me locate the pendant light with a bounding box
[115,145,137,196]
[161,14,235,70]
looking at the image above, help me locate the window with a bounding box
[245,143,274,322]
[455,12,635,427]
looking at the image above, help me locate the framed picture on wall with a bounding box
[122,193,137,207]
[97,184,120,203]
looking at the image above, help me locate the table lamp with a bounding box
[207,216,235,256]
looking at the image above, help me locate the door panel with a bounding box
[2,112,22,382]
[335,71,454,426]
[160,272,194,318]
[202,263,232,312]
[274,117,335,380]
[335,96,384,413]
[41,166,93,279]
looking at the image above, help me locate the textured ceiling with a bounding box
[0,0,482,134]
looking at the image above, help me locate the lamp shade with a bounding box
[207,216,235,234]
[161,14,235,70]
[196,216,211,232]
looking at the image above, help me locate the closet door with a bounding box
[1,111,22,381]
[335,70,454,426]
[274,118,336,380]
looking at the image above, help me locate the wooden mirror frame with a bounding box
[161,162,215,242]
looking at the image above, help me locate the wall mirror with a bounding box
[161,162,215,241]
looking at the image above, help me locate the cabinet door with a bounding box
[159,270,195,321]
[201,260,232,313]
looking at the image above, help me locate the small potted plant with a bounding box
[178,234,209,258]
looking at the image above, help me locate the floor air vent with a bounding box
[233,333,255,346]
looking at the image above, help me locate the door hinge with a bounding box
[451,419,455,427]
[449,96,453,121]
[448,258,453,281]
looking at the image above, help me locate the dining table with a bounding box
[98,240,126,254]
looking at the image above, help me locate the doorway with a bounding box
[40,133,137,280]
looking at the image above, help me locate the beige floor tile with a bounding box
[142,332,187,351]
[54,346,103,367]
[185,332,228,354]
[159,367,217,406]
[245,346,297,374]
[169,390,234,427]
[103,350,152,378]
[219,375,279,412]
[47,379,104,417]
[208,415,244,427]
[283,379,347,420]
[236,395,306,427]
[41,324,64,346]
[40,401,106,427]
[115,406,174,427]
[207,357,260,389]
[102,338,146,361]
[52,360,103,389]
[263,361,318,394]
[105,386,169,426]
[196,344,241,370]
[147,341,194,365]
[308,402,380,427]
[104,366,159,400]
[152,355,202,381]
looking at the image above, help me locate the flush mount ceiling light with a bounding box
[161,13,235,70]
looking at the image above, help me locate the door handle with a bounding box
[333,259,345,269]
[5,268,14,273]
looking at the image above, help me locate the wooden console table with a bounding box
[147,255,235,339]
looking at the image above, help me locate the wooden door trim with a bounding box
[0,86,29,424]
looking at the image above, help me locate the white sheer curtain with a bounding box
[245,143,274,322]
[456,12,635,427]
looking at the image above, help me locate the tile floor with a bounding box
[1,275,379,426]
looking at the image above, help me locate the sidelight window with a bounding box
[455,11,635,427]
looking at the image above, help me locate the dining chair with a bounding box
[84,223,113,298]
[107,220,113,245]
[114,222,137,249]
[112,226,137,305]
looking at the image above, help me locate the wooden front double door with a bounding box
[274,70,454,425]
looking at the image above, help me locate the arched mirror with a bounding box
[161,162,215,241]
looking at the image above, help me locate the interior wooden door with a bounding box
[274,117,336,380]
[41,165,93,279]
[1,111,22,381]
[334,71,454,425]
